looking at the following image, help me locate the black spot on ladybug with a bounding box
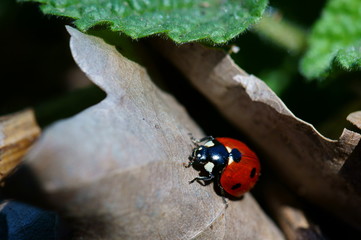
[230,148,242,163]
[250,168,256,178]
[231,183,242,190]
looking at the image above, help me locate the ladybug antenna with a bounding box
[188,133,200,146]
[190,135,215,146]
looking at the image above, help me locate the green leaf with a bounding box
[337,41,361,67]
[18,0,267,44]
[301,0,361,79]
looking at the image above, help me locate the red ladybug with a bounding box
[186,136,260,198]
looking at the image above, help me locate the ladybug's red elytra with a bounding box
[186,136,260,198]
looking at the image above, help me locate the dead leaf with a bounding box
[6,27,284,239]
[347,111,361,130]
[154,41,361,230]
[0,109,40,182]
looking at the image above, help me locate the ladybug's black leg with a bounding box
[220,187,229,208]
[184,155,195,168]
[184,159,193,168]
[218,184,228,208]
[189,173,214,185]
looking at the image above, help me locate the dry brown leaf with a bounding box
[8,27,283,239]
[347,111,361,130]
[0,109,40,182]
[154,41,361,230]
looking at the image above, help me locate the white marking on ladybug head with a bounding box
[197,153,201,158]
[226,146,232,153]
[204,141,215,147]
[204,162,215,173]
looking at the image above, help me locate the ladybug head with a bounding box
[189,141,230,174]
[189,146,209,170]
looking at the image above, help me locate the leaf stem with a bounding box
[253,10,308,55]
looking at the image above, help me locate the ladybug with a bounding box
[185,136,260,198]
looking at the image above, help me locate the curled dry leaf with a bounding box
[338,111,361,194]
[0,109,40,182]
[8,27,284,239]
[346,111,361,130]
[154,41,361,230]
